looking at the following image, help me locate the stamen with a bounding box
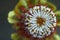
[36,17,46,26]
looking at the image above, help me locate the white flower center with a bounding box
[24,5,56,38]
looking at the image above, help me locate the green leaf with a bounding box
[55,11,60,20]
[11,33,20,40]
[18,0,28,9]
[7,11,19,24]
[47,2,56,11]
[53,34,60,40]
[31,0,39,5]
[55,11,60,16]
[39,0,47,4]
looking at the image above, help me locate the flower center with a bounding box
[36,17,45,26]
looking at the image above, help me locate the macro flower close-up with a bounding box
[7,0,60,40]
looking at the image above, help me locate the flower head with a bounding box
[8,0,60,40]
[23,5,56,39]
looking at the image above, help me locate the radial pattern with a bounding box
[24,5,56,38]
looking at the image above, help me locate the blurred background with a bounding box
[0,0,60,40]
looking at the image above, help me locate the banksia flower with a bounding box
[7,0,60,40]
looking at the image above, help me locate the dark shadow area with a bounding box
[0,0,18,40]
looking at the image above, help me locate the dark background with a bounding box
[0,0,60,40]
